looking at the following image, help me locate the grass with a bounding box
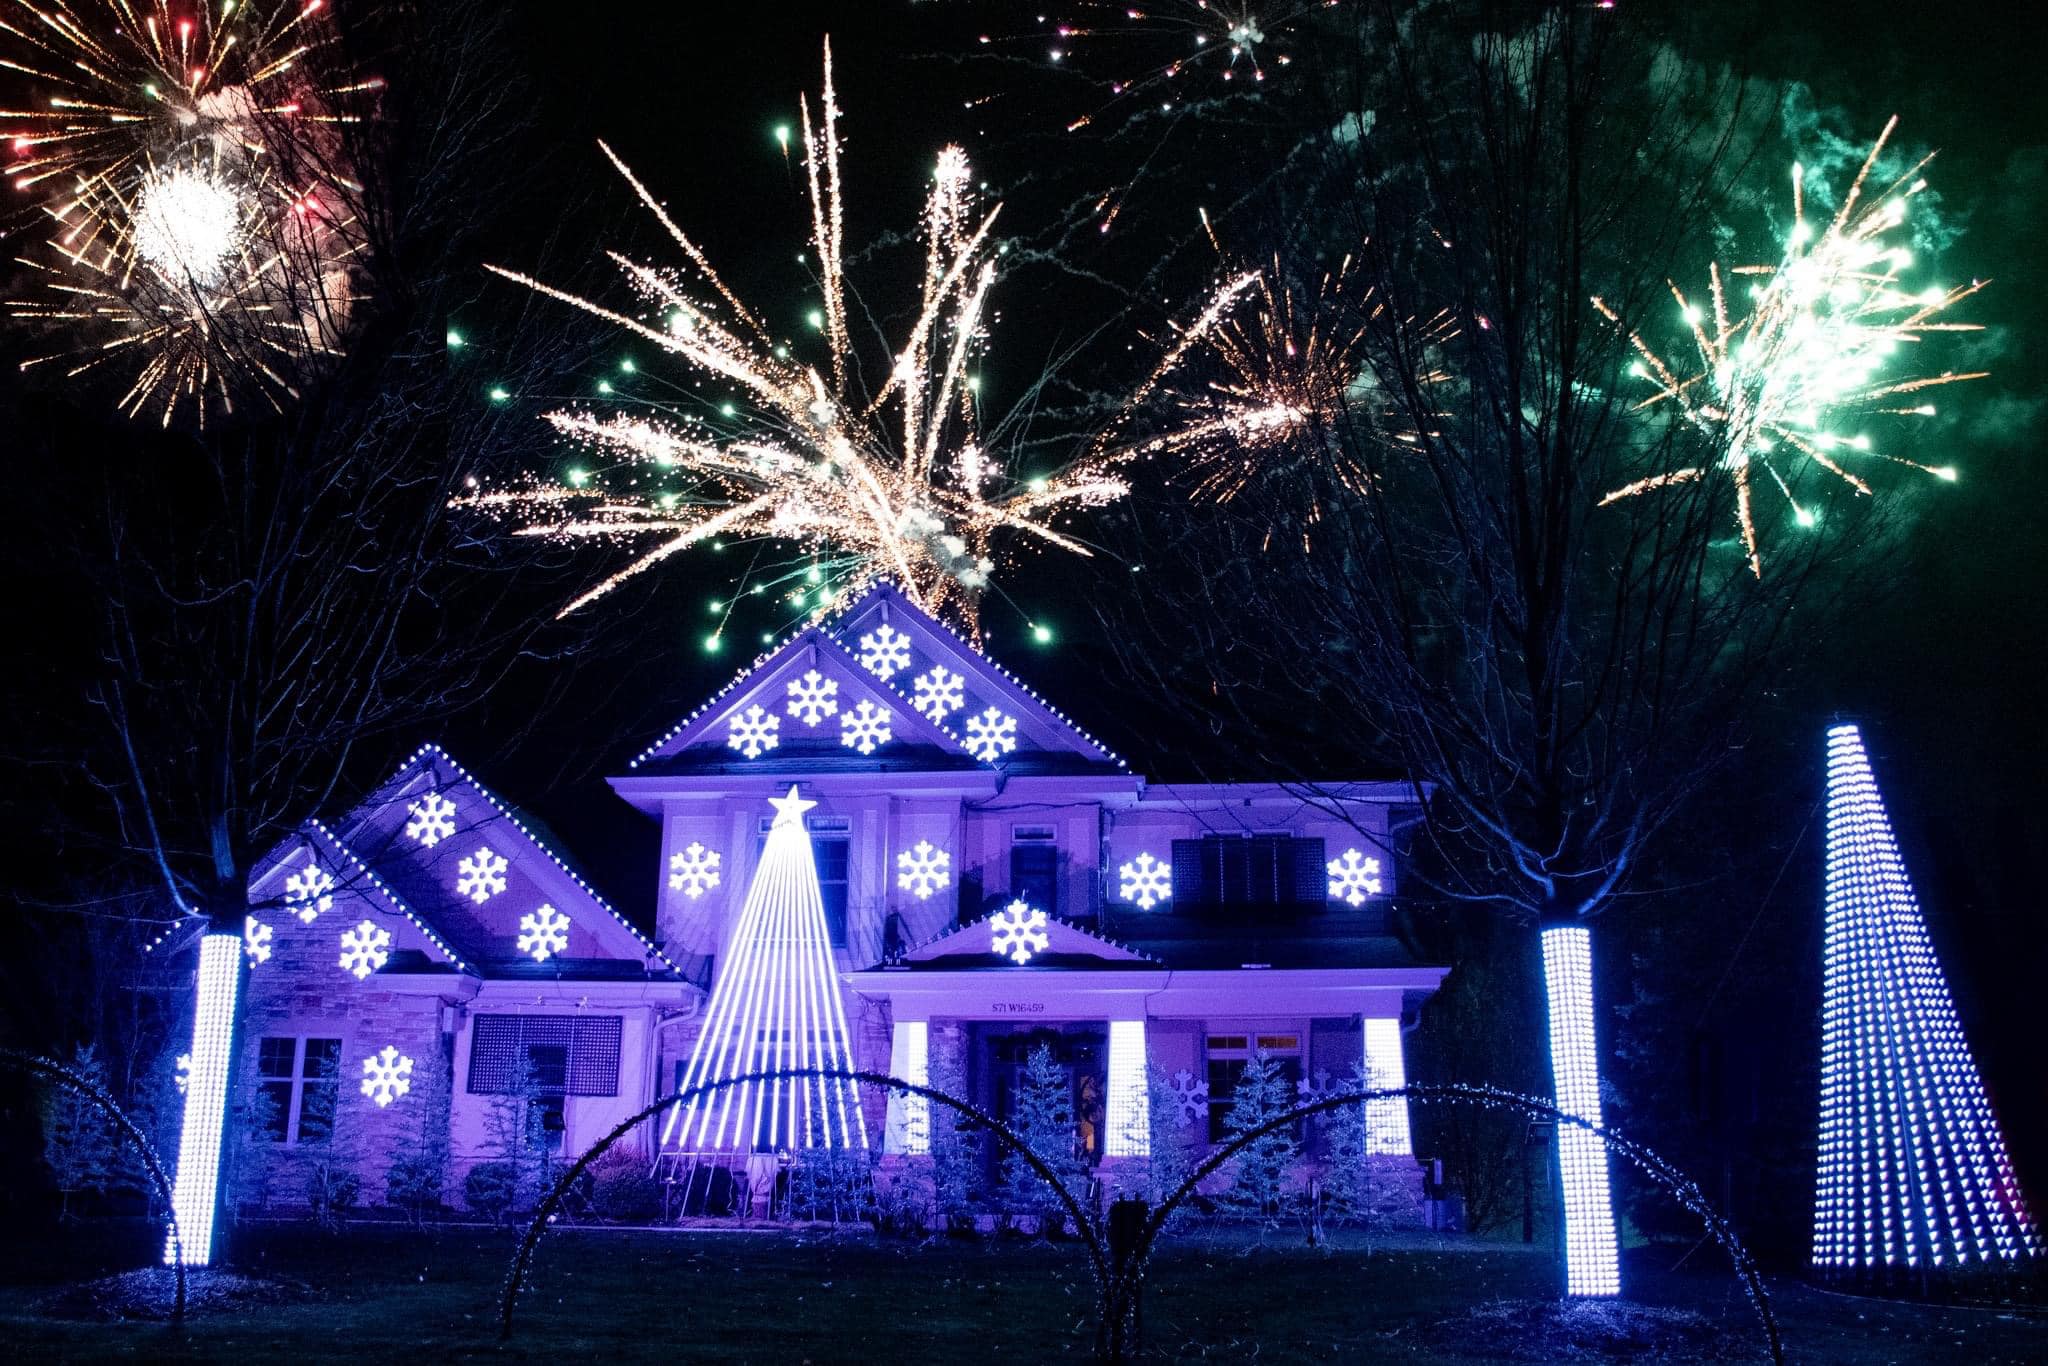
[1,1220,2043,1362]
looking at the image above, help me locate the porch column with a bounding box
[885,1017,930,1155]
[1105,1018,1149,1157]
[1363,1016,1413,1156]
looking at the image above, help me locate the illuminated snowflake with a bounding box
[456,846,509,904]
[359,1045,414,1108]
[243,915,273,965]
[1296,1067,1342,1127]
[404,790,458,848]
[858,624,913,680]
[727,703,781,758]
[895,840,952,900]
[1326,848,1383,906]
[785,669,840,726]
[337,919,392,980]
[1118,852,1172,909]
[963,707,1018,762]
[911,665,965,722]
[518,904,571,962]
[989,900,1049,965]
[1167,1069,1208,1129]
[668,842,723,898]
[175,1054,192,1095]
[284,855,335,923]
[840,699,893,755]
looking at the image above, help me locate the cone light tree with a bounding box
[1813,724,2039,1271]
[662,786,868,1152]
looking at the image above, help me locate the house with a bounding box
[227,583,1448,1215]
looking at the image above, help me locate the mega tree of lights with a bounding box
[660,786,868,1153]
[2,0,373,423]
[1596,119,1983,575]
[1813,724,2038,1272]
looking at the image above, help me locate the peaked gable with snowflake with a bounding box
[901,909,1158,971]
[631,583,1122,775]
[248,745,674,979]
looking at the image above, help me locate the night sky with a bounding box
[2,0,2045,1240]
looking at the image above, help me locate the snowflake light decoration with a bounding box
[518,904,572,962]
[963,707,1018,762]
[896,841,953,900]
[858,625,913,680]
[727,704,781,758]
[1167,1068,1209,1129]
[911,665,966,722]
[1118,852,1172,909]
[456,846,510,905]
[1296,1067,1343,1127]
[668,842,723,898]
[283,855,335,923]
[840,699,893,755]
[1326,848,1383,906]
[175,1053,192,1095]
[785,669,841,726]
[359,1046,414,1108]
[243,915,273,965]
[989,900,1050,965]
[405,791,458,848]
[337,919,393,981]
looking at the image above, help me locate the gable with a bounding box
[901,907,1157,970]
[631,582,1124,774]
[246,821,470,981]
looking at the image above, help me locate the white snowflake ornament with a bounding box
[668,842,723,898]
[175,1053,192,1095]
[1327,848,1383,905]
[857,624,912,680]
[404,790,458,848]
[1118,852,1172,909]
[727,703,781,758]
[840,699,892,755]
[989,900,1050,965]
[1296,1068,1343,1127]
[338,919,392,980]
[456,846,509,904]
[895,841,952,900]
[963,707,1018,762]
[911,665,965,722]
[283,854,334,923]
[785,669,840,726]
[243,915,273,965]
[518,904,571,962]
[359,1045,414,1108]
[1167,1069,1208,1129]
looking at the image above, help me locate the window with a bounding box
[254,1036,342,1144]
[758,818,851,948]
[1171,836,1326,911]
[1205,1032,1303,1142]
[1009,829,1059,918]
[467,1015,623,1097]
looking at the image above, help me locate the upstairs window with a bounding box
[1010,827,1059,918]
[1171,835,1326,912]
[760,816,851,948]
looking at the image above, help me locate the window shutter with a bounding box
[1171,840,1208,909]
[1292,837,1327,907]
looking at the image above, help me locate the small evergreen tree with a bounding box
[40,1043,119,1219]
[385,1044,452,1226]
[1143,1065,1199,1228]
[232,1079,283,1217]
[1318,1062,1384,1238]
[927,1038,983,1232]
[472,1059,551,1221]
[301,1047,361,1230]
[1218,1049,1298,1224]
[119,1048,186,1215]
[1001,1043,1086,1233]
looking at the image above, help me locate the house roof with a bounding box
[889,907,1160,971]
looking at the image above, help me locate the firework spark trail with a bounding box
[1595,118,1985,575]
[2,0,373,423]
[460,40,1247,633]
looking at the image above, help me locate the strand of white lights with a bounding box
[1363,1017,1414,1157]
[1812,725,2039,1270]
[890,1019,931,1155]
[1105,1019,1150,1158]
[164,933,241,1267]
[1541,923,1621,1297]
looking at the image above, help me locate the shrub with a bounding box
[465,1160,518,1222]
[587,1149,663,1223]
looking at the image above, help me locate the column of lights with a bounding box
[1541,923,1621,1297]
[164,932,241,1266]
[1105,1019,1149,1158]
[889,1019,930,1156]
[1813,724,2039,1270]
[1362,1017,1414,1156]
[662,786,868,1153]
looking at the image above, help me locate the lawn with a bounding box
[0,1222,2042,1362]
